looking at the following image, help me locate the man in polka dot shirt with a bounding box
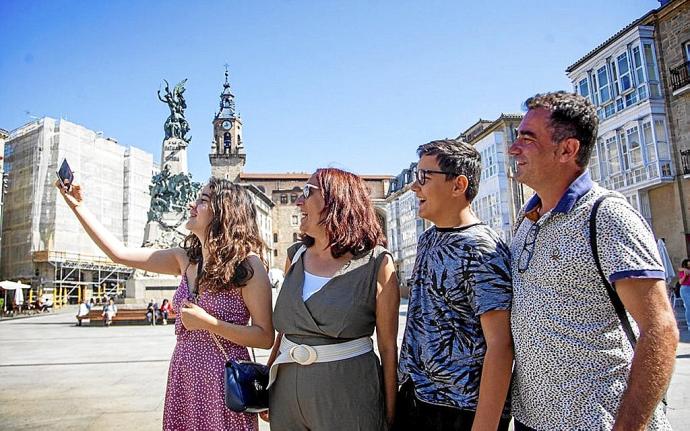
[508,91,678,431]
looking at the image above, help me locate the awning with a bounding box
[0,281,26,306]
[0,281,26,290]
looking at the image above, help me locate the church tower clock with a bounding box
[209,68,245,181]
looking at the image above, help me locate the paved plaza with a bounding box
[1,300,689,430]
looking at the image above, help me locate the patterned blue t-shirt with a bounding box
[398,223,512,413]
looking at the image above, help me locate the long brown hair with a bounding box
[183,178,265,291]
[301,168,386,258]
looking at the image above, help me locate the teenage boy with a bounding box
[396,139,513,431]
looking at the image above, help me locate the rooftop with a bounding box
[564,0,679,73]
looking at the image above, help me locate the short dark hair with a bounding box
[523,91,598,168]
[683,258,690,268]
[416,139,481,202]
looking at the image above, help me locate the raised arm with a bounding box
[375,254,400,427]
[613,278,678,430]
[56,181,184,275]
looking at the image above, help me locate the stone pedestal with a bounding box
[162,137,189,174]
[142,211,189,249]
[125,274,181,304]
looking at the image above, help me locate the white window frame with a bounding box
[618,130,629,171]
[616,52,633,93]
[626,126,642,168]
[642,121,656,164]
[654,118,671,160]
[578,77,590,101]
[643,42,661,98]
[589,142,601,181]
[605,135,621,174]
[597,65,611,104]
[632,45,648,101]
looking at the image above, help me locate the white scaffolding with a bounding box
[1,118,153,302]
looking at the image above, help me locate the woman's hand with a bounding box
[54,180,84,209]
[180,300,218,331]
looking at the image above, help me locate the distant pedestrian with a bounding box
[42,295,53,312]
[146,298,159,325]
[76,299,90,326]
[678,258,690,330]
[160,298,172,325]
[57,176,273,431]
[508,91,676,430]
[102,298,117,326]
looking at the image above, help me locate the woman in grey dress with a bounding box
[265,168,400,430]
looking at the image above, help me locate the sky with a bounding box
[0,0,660,181]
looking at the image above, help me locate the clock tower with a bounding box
[210,68,245,181]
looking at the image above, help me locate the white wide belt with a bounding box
[267,335,373,388]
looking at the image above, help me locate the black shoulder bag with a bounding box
[194,254,269,413]
[589,194,667,411]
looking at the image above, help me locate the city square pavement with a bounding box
[1,299,688,431]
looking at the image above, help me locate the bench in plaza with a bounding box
[84,306,176,326]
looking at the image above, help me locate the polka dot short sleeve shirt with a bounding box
[510,172,670,430]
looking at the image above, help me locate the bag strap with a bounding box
[196,253,257,363]
[589,194,637,348]
[291,244,307,266]
[590,194,669,409]
[193,254,203,296]
[209,328,258,363]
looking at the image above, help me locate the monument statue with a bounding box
[127,78,201,302]
[157,79,191,173]
[158,79,191,143]
[146,166,201,231]
[140,78,200,250]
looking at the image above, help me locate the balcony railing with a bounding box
[670,61,690,92]
[681,150,690,175]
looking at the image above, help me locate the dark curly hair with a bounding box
[183,177,266,292]
[300,168,386,258]
[523,91,599,168]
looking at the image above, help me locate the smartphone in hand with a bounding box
[56,159,74,190]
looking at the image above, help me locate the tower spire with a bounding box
[210,66,245,182]
[218,65,236,118]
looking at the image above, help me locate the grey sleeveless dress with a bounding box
[269,243,390,431]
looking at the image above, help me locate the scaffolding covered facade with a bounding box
[1,118,154,302]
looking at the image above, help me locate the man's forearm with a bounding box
[613,321,678,430]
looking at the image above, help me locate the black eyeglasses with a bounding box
[414,168,456,185]
[302,183,319,199]
[517,221,540,273]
